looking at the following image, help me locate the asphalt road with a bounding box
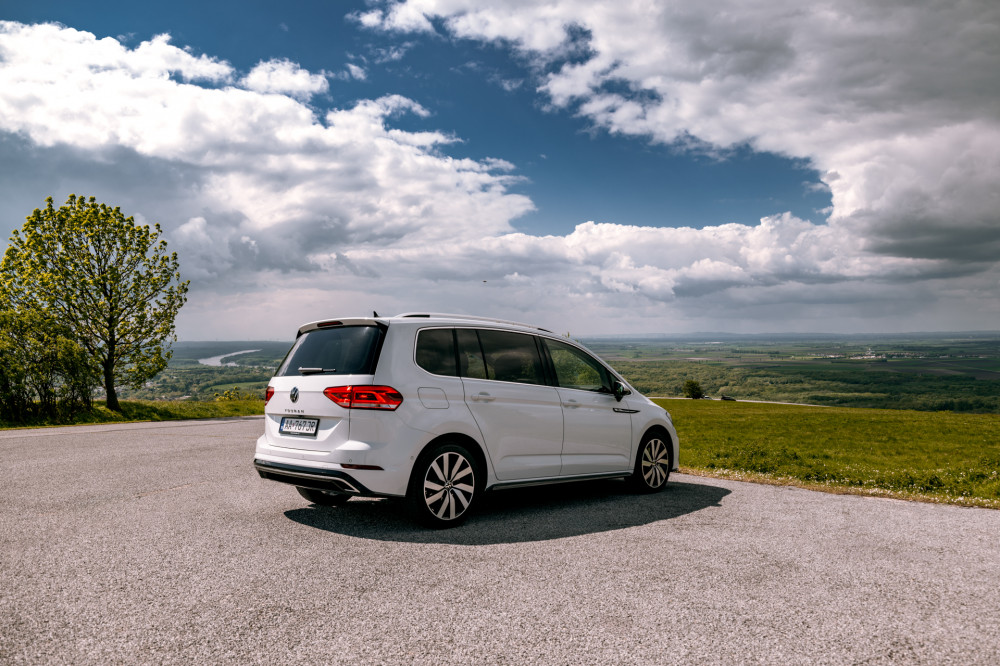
[2,418,998,665]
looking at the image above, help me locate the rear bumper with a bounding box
[254,459,382,496]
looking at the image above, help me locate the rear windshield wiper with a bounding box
[298,367,337,375]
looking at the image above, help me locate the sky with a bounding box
[1,0,998,340]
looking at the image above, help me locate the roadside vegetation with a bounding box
[1,195,188,422]
[0,338,281,427]
[0,399,263,429]
[660,399,1000,508]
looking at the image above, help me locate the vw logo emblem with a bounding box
[290,387,299,403]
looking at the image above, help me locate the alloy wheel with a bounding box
[641,437,670,489]
[422,451,476,521]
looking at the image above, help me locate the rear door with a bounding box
[457,328,563,480]
[264,323,382,453]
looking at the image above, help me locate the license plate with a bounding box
[279,417,320,437]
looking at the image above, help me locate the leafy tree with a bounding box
[683,379,705,400]
[0,307,96,422]
[0,312,32,422]
[1,195,189,412]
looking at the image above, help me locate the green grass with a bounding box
[6,394,998,509]
[0,399,264,429]
[657,399,1000,508]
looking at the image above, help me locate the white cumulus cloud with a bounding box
[240,58,330,99]
[0,21,532,297]
[362,0,1000,267]
[1,12,999,338]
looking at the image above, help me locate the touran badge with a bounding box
[290,387,299,403]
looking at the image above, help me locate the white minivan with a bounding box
[254,313,679,527]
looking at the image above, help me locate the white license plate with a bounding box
[279,417,320,437]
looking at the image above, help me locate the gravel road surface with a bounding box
[1,419,998,665]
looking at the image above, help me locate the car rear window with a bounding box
[277,325,383,377]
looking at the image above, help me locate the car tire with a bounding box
[407,442,481,528]
[628,432,672,493]
[296,486,352,506]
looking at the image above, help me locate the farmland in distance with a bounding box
[589,331,1000,413]
[125,333,1000,413]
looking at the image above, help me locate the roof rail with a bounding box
[396,312,553,333]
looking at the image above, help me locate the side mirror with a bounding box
[613,381,631,402]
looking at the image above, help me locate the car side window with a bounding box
[456,328,488,379]
[415,328,457,377]
[476,329,546,385]
[545,339,612,393]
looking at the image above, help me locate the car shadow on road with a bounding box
[283,479,731,545]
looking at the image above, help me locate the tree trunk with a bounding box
[104,361,120,412]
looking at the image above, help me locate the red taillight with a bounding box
[265,386,274,403]
[323,385,403,410]
[323,387,353,407]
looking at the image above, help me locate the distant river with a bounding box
[197,350,261,367]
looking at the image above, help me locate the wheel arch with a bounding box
[640,423,679,471]
[413,432,489,488]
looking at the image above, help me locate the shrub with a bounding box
[214,386,263,401]
[683,379,705,400]
[0,308,98,423]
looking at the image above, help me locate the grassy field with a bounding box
[0,399,264,429]
[5,392,998,510]
[658,398,1000,508]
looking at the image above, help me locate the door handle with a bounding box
[471,392,495,402]
[563,399,580,409]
